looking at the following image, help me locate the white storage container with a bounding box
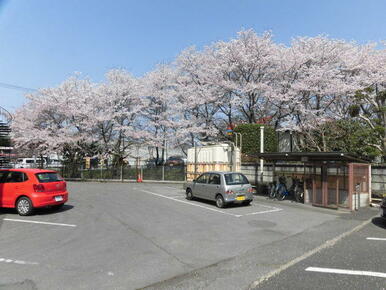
[186,143,241,180]
[187,143,236,163]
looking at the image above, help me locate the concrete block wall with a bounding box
[371,165,386,195]
[241,164,274,185]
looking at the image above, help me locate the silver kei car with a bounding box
[183,171,254,208]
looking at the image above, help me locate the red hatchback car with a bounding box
[0,169,68,216]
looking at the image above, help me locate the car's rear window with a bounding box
[36,172,63,183]
[224,173,249,185]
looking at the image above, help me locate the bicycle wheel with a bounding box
[276,186,286,201]
[294,186,304,203]
[269,185,276,199]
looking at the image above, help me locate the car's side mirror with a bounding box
[192,179,196,182]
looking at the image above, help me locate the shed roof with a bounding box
[253,152,368,163]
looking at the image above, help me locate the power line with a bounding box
[0,82,36,92]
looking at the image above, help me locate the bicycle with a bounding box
[290,177,304,203]
[268,176,289,201]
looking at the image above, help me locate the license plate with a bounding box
[236,196,245,201]
[55,196,63,202]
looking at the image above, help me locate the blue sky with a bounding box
[0,0,385,112]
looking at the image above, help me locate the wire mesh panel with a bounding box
[60,164,82,179]
[327,175,338,208]
[142,166,163,180]
[352,164,369,193]
[313,172,323,206]
[351,163,370,209]
[337,166,349,208]
[164,166,186,181]
[122,167,137,180]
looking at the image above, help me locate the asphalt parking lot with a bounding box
[0,182,382,289]
[255,218,386,290]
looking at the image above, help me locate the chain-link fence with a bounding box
[50,164,186,182]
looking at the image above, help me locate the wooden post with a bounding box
[336,173,339,207]
[348,163,353,210]
[368,164,372,205]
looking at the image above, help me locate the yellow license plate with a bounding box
[236,196,245,201]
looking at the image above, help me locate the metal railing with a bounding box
[0,106,12,125]
[0,106,12,167]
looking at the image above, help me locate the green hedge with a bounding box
[233,124,278,155]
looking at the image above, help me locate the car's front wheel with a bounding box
[186,188,194,200]
[16,197,33,216]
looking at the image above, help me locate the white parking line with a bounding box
[140,189,282,218]
[243,208,282,216]
[140,189,242,217]
[258,204,281,210]
[366,237,386,241]
[163,186,182,190]
[0,257,38,265]
[305,267,386,278]
[243,203,282,216]
[3,218,77,227]
[249,219,371,288]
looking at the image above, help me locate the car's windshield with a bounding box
[224,173,249,185]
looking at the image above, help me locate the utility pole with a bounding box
[260,126,264,182]
[194,142,198,179]
[234,132,242,172]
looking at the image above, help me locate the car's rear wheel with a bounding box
[215,195,225,208]
[186,188,194,200]
[16,197,33,216]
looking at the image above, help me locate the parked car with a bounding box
[381,196,386,221]
[146,158,164,168]
[46,159,63,168]
[14,158,37,168]
[183,171,254,208]
[165,156,185,167]
[14,157,47,169]
[0,169,68,216]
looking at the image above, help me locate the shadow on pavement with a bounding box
[191,197,251,208]
[34,204,74,215]
[0,204,74,216]
[371,217,386,229]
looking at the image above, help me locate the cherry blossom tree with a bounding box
[175,47,222,144]
[11,29,386,160]
[12,76,96,156]
[210,30,280,124]
[91,69,147,166]
[142,65,181,163]
[274,36,382,151]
